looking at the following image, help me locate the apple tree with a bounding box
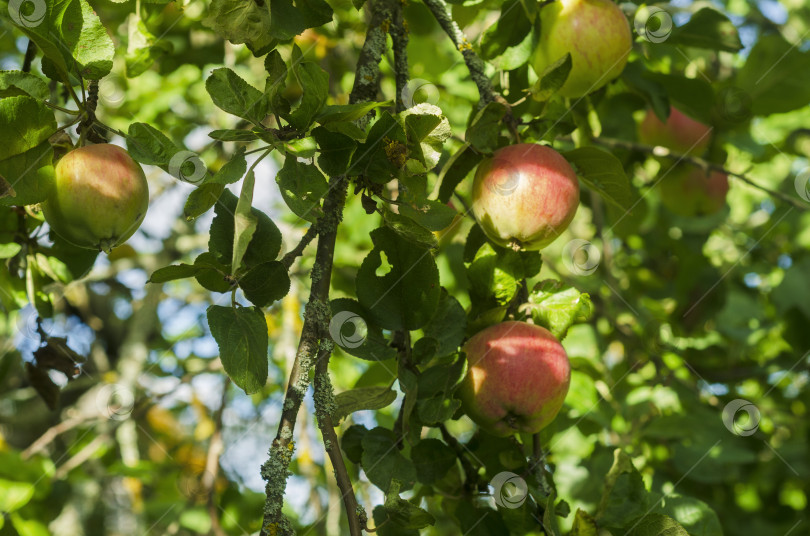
[0,0,808,535]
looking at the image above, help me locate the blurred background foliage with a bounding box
[0,0,809,535]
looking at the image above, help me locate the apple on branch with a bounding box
[660,165,729,217]
[532,0,633,98]
[471,143,580,251]
[639,106,713,156]
[458,321,571,437]
[42,144,149,253]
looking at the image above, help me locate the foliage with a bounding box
[1,0,809,535]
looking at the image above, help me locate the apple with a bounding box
[42,144,149,252]
[471,143,579,251]
[660,165,729,217]
[532,0,632,99]
[639,106,713,155]
[458,321,571,437]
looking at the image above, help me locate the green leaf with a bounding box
[193,252,232,293]
[276,157,329,223]
[356,227,441,330]
[398,103,451,174]
[148,264,201,284]
[737,34,810,115]
[437,144,482,203]
[467,243,538,305]
[383,480,436,529]
[411,439,456,485]
[265,50,290,115]
[531,53,572,102]
[0,479,35,512]
[210,148,247,185]
[268,0,333,41]
[382,208,438,249]
[8,0,114,81]
[184,183,225,221]
[398,198,457,233]
[333,386,398,424]
[237,261,290,307]
[207,305,268,394]
[209,190,282,269]
[570,509,598,536]
[563,147,634,212]
[0,243,22,259]
[206,68,268,124]
[203,0,276,55]
[232,171,258,274]
[361,428,416,493]
[208,129,260,142]
[0,96,56,161]
[126,122,179,167]
[0,71,49,99]
[312,127,357,176]
[421,289,467,359]
[351,112,407,183]
[652,494,722,536]
[316,101,391,124]
[341,425,368,464]
[479,0,531,60]
[625,514,689,536]
[125,15,172,77]
[597,450,650,529]
[289,61,329,130]
[329,298,398,361]
[466,101,507,154]
[0,142,54,207]
[669,8,742,52]
[543,489,562,536]
[525,280,592,340]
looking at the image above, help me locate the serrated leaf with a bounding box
[289,62,329,130]
[207,305,268,394]
[184,183,225,221]
[276,157,329,223]
[738,34,810,115]
[0,96,56,161]
[203,0,276,55]
[382,208,438,249]
[126,122,179,167]
[466,101,507,153]
[437,144,482,203]
[383,480,435,529]
[0,71,49,99]
[333,386,398,424]
[148,264,201,283]
[361,428,416,493]
[232,171,258,274]
[669,8,742,52]
[399,103,451,173]
[208,129,261,142]
[411,439,456,484]
[525,280,592,340]
[0,142,54,207]
[356,227,441,330]
[206,68,268,124]
[312,127,357,176]
[209,190,282,269]
[237,261,290,307]
[626,514,689,536]
[531,53,572,102]
[316,101,391,124]
[563,147,634,212]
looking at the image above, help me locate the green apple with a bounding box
[458,321,571,437]
[639,106,713,155]
[472,143,579,251]
[42,144,149,252]
[660,165,729,217]
[532,0,632,98]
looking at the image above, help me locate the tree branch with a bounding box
[22,40,36,73]
[349,0,394,109]
[588,135,809,211]
[313,341,364,536]
[260,176,349,536]
[281,225,318,270]
[421,0,496,105]
[390,0,409,112]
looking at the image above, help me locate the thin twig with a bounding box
[280,225,318,270]
[439,424,484,493]
[589,135,808,211]
[421,0,495,105]
[22,40,36,73]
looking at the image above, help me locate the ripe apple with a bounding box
[458,321,571,437]
[660,165,729,217]
[42,144,149,252]
[471,143,579,251]
[532,0,632,99]
[639,106,713,155]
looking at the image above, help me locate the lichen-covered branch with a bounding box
[390,0,410,112]
[421,0,496,105]
[313,340,364,536]
[260,176,349,536]
[350,0,394,108]
[588,135,809,211]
